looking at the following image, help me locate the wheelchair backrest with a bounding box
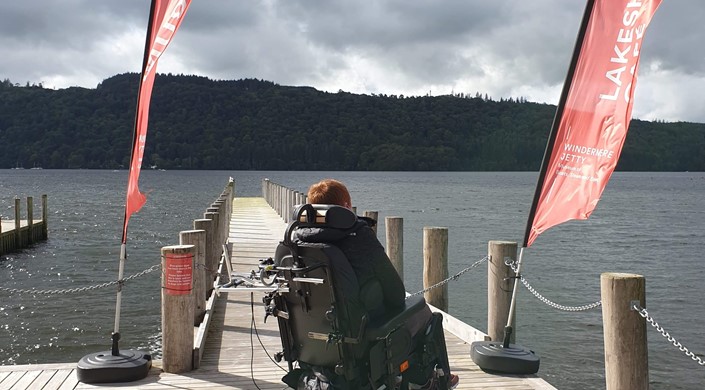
[274,204,367,367]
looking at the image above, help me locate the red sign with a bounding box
[123,0,191,243]
[164,252,193,295]
[526,0,662,247]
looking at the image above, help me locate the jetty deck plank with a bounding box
[0,197,557,389]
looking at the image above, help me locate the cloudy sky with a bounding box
[1,0,703,122]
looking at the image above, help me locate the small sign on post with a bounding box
[164,252,193,295]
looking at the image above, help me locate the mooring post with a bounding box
[423,227,448,312]
[161,244,195,373]
[14,197,21,248]
[204,211,220,272]
[601,272,648,390]
[385,216,404,280]
[193,218,214,292]
[41,194,48,239]
[487,240,517,343]
[213,201,226,246]
[179,230,207,325]
[364,210,378,234]
[26,196,34,244]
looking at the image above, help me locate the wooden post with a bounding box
[194,218,214,291]
[161,244,195,373]
[14,197,21,247]
[423,227,448,312]
[364,210,378,234]
[41,195,48,239]
[601,273,648,390]
[26,197,34,244]
[286,189,292,222]
[204,211,220,272]
[487,241,517,342]
[180,230,206,325]
[212,202,226,246]
[385,216,403,280]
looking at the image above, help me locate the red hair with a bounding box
[307,179,351,207]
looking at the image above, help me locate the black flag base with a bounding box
[77,333,151,383]
[77,349,151,383]
[470,340,540,375]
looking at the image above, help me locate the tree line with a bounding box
[1,73,703,171]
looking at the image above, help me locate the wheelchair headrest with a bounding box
[294,204,357,229]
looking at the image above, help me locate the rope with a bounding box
[632,303,705,367]
[407,256,488,298]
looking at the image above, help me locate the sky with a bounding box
[1,0,703,123]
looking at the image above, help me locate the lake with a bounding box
[1,169,704,389]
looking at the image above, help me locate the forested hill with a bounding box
[1,73,703,171]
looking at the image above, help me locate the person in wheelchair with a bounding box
[299,179,407,324]
[269,179,458,389]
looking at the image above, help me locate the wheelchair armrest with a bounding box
[365,295,429,340]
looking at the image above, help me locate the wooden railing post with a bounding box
[423,227,448,311]
[161,244,195,373]
[385,216,403,280]
[601,273,648,390]
[180,230,207,325]
[14,197,21,247]
[41,194,48,239]
[194,218,214,291]
[487,240,517,342]
[204,211,220,271]
[364,210,378,234]
[26,197,34,244]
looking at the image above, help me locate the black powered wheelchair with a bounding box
[259,204,453,390]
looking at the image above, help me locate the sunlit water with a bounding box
[1,170,704,390]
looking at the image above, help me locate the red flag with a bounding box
[525,0,661,247]
[123,0,191,243]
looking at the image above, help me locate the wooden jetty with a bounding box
[0,195,48,256]
[0,191,558,389]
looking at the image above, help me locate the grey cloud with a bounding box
[0,0,702,121]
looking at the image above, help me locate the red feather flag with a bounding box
[123,0,191,243]
[524,0,662,248]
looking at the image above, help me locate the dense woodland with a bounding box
[0,73,703,171]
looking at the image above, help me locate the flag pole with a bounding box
[521,0,596,249]
[507,0,596,353]
[76,0,158,383]
[509,0,597,336]
[471,0,597,375]
[112,0,159,356]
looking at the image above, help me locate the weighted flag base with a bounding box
[470,341,540,375]
[77,349,151,383]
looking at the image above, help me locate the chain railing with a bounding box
[0,263,162,295]
[0,262,229,297]
[407,256,488,299]
[632,302,705,367]
[506,259,601,311]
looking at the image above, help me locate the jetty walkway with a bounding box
[0,196,557,389]
[0,195,48,256]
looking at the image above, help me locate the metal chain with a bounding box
[506,259,601,311]
[0,263,162,296]
[407,256,488,299]
[632,303,705,367]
